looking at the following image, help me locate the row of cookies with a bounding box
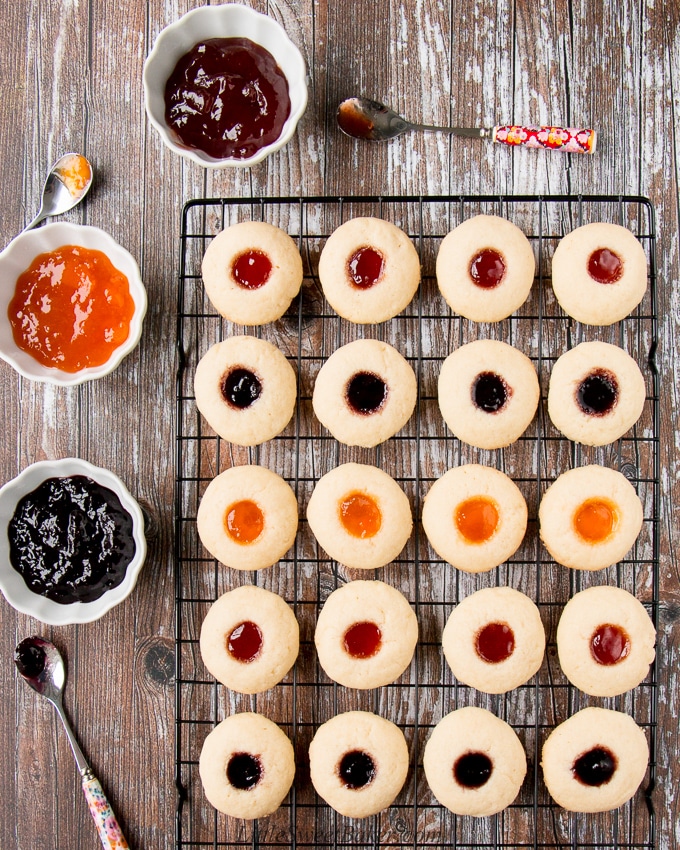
[200,582,655,698]
[195,334,647,449]
[196,462,645,575]
[200,705,649,819]
[201,216,648,327]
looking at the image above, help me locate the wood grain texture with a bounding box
[0,1,678,849]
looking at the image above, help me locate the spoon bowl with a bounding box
[23,153,93,233]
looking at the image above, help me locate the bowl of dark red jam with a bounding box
[0,223,147,386]
[143,4,308,167]
[0,458,147,625]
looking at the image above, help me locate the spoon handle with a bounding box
[82,772,130,850]
[493,124,597,154]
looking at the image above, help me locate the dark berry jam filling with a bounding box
[573,747,617,786]
[227,752,262,790]
[472,371,510,413]
[347,247,385,289]
[8,475,136,605]
[346,371,388,415]
[590,624,631,666]
[164,37,291,161]
[232,250,273,290]
[587,248,623,284]
[338,750,376,789]
[454,752,493,788]
[14,639,47,679]
[576,369,618,416]
[221,368,262,410]
[343,621,382,659]
[227,621,263,663]
[469,248,506,289]
[475,622,515,664]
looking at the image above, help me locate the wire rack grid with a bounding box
[174,194,659,850]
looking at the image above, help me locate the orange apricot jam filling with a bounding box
[339,491,382,539]
[9,245,134,372]
[573,498,618,543]
[455,497,500,544]
[224,499,264,544]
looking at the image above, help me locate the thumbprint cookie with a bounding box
[306,462,412,571]
[199,712,295,818]
[312,338,417,447]
[201,221,303,325]
[200,585,299,694]
[196,465,298,571]
[422,464,528,573]
[541,707,649,812]
[556,585,655,696]
[551,222,647,325]
[538,465,643,571]
[436,215,535,322]
[309,711,409,818]
[442,586,545,694]
[423,707,527,816]
[314,580,418,689]
[318,217,420,323]
[547,341,646,446]
[438,339,540,449]
[194,335,296,446]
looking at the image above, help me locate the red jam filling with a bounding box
[164,37,291,160]
[339,492,382,538]
[231,250,273,290]
[347,247,385,289]
[343,621,382,659]
[455,497,499,543]
[227,621,263,663]
[475,622,515,663]
[587,248,623,284]
[590,623,631,666]
[9,245,134,372]
[573,498,618,544]
[469,248,506,289]
[225,499,264,544]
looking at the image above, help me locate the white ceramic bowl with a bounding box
[143,3,308,167]
[0,223,147,386]
[0,458,147,625]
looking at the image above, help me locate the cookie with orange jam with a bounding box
[318,217,420,323]
[538,465,643,571]
[435,215,535,322]
[556,585,655,696]
[422,465,528,573]
[442,586,545,694]
[200,585,299,694]
[306,462,412,570]
[201,221,303,325]
[196,464,298,570]
[551,222,647,325]
[314,580,418,689]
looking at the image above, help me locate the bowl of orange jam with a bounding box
[0,223,146,385]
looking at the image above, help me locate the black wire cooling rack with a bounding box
[174,194,659,850]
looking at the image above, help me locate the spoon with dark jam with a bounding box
[15,636,130,849]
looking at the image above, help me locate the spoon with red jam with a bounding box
[337,97,597,154]
[22,153,93,233]
[15,636,130,850]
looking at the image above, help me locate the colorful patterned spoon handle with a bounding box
[82,772,130,850]
[492,125,597,154]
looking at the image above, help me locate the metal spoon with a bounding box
[15,636,130,850]
[337,97,597,154]
[22,153,93,233]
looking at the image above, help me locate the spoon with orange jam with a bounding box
[22,153,93,232]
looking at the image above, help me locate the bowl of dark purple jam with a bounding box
[0,458,146,625]
[143,4,307,167]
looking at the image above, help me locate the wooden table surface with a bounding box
[1,2,678,849]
